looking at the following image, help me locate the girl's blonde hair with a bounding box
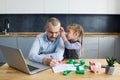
[67,24,84,46]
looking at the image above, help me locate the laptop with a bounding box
[0,45,50,74]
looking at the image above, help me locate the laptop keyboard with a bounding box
[27,64,39,71]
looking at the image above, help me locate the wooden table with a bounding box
[0,59,120,80]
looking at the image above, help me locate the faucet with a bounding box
[2,19,10,35]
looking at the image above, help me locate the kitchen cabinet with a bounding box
[69,0,108,14]
[0,36,35,62]
[0,37,17,62]
[69,0,120,14]
[0,36,119,63]
[0,0,120,14]
[6,0,44,13]
[106,0,120,14]
[44,0,68,14]
[82,37,98,59]
[0,0,6,13]
[115,38,120,63]
[17,37,35,58]
[98,37,115,58]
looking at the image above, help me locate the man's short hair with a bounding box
[46,17,61,27]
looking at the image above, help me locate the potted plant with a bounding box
[105,57,116,75]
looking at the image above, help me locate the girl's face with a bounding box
[66,28,75,40]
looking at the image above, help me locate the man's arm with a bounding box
[48,37,65,61]
[42,37,65,62]
[29,35,65,65]
[28,35,46,63]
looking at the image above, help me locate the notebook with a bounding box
[0,45,50,74]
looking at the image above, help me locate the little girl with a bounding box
[60,24,84,59]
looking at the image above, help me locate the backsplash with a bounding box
[0,14,120,32]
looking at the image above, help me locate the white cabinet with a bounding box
[44,0,68,14]
[82,37,98,59]
[69,0,107,14]
[0,0,6,13]
[107,0,120,14]
[69,0,120,14]
[1,0,120,14]
[6,0,44,13]
[98,37,115,58]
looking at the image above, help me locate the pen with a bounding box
[50,55,54,59]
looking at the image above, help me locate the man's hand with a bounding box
[42,58,59,67]
[50,59,59,67]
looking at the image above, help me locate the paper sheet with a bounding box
[52,64,76,73]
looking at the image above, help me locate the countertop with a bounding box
[0,32,120,37]
[0,59,120,80]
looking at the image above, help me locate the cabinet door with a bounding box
[0,0,6,13]
[98,37,115,58]
[69,0,108,14]
[107,0,120,14]
[115,38,120,63]
[82,37,98,59]
[69,0,120,14]
[17,37,35,58]
[44,0,68,13]
[6,0,43,13]
[0,37,17,62]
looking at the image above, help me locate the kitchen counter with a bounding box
[0,32,42,37]
[0,59,120,80]
[0,32,120,37]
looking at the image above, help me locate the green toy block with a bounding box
[76,70,85,74]
[67,59,75,64]
[84,65,89,70]
[79,60,85,66]
[63,70,72,76]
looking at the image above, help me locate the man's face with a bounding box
[46,23,60,41]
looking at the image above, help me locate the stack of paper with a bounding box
[52,64,85,73]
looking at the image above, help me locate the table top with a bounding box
[0,59,120,80]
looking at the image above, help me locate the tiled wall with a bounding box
[0,14,120,32]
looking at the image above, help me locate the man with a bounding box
[28,17,65,67]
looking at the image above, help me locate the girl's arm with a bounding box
[60,27,67,42]
[64,40,81,50]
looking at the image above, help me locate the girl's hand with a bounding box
[59,27,67,42]
[60,27,65,36]
[60,27,64,32]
